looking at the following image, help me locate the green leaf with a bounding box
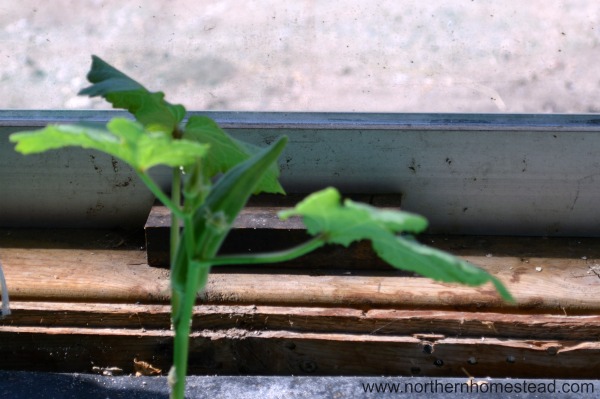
[279,189,429,245]
[192,136,289,255]
[79,55,186,132]
[183,115,285,194]
[279,188,513,301]
[10,118,208,172]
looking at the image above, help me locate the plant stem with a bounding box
[207,236,325,266]
[0,259,10,318]
[171,168,182,266]
[171,261,209,399]
[137,171,186,220]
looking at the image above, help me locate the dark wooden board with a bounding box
[1,323,599,378]
[144,194,404,269]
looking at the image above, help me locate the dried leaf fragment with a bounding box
[134,357,162,376]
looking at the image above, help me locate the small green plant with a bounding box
[9,56,512,399]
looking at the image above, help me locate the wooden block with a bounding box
[144,194,405,270]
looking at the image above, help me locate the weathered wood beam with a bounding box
[2,229,600,377]
[4,302,600,341]
[2,229,600,313]
[0,325,599,378]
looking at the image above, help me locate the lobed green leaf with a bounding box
[9,118,208,172]
[279,187,428,246]
[183,116,285,194]
[279,188,513,301]
[79,55,186,132]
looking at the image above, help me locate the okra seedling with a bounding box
[10,56,512,399]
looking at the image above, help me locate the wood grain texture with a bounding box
[3,247,600,312]
[0,246,170,303]
[2,230,600,312]
[5,302,600,341]
[2,228,600,376]
[1,325,599,378]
